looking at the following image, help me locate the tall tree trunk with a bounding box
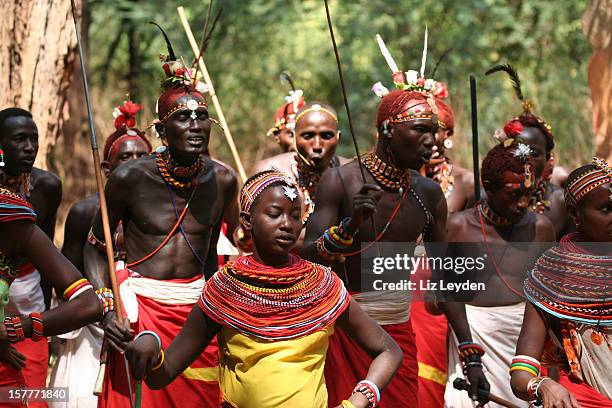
[0,0,80,170]
[583,0,612,163]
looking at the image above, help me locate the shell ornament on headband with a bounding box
[371,26,446,101]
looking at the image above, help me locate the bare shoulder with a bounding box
[453,165,475,191]
[211,158,237,189]
[252,152,294,176]
[109,154,157,186]
[412,172,444,202]
[447,209,471,234]
[31,167,61,194]
[67,195,98,221]
[535,213,555,241]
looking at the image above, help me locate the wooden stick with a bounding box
[177,6,247,183]
[69,1,130,403]
[470,75,481,202]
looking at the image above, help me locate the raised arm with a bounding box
[335,299,403,408]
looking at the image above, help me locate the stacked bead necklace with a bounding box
[529,180,551,214]
[362,152,410,194]
[156,150,203,190]
[478,201,512,227]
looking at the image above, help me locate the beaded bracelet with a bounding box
[95,288,115,316]
[151,349,165,371]
[338,217,357,238]
[29,312,44,342]
[4,316,26,343]
[462,361,483,375]
[315,235,345,262]
[63,278,94,301]
[352,380,380,408]
[510,355,541,378]
[534,376,551,398]
[458,341,485,362]
[135,330,162,354]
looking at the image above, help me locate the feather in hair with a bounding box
[280,71,296,93]
[376,34,400,73]
[485,64,524,102]
[150,22,176,61]
[420,25,428,79]
[431,47,453,78]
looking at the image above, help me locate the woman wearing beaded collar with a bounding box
[125,170,402,408]
[511,158,612,407]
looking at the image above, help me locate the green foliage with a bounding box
[88,0,593,172]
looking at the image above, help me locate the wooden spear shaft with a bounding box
[177,6,247,183]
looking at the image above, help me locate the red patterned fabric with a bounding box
[435,98,454,130]
[157,86,206,123]
[98,269,220,408]
[325,319,418,407]
[558,370,612,407]
[12,339,49,408]
[376,90,432,129]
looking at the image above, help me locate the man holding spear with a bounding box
[86,26,237,408]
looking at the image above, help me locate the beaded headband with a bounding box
[240,170,298,213]
[295,104,338,124]
[159,97,208,123]
[565,157,612,206]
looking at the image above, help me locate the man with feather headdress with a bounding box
[85,24,237,408]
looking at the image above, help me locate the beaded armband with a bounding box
[95,288,115,316]
[510,355,541,378]
[4,316,25,343]
[29,312,44,342]
[63,278,94,301]
[315,218,357,262]
[87,228,107,252]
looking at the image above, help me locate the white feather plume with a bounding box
[376,34,399,73]
[420,25,428,79]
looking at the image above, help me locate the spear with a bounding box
[470,75,481,202]
[68,1,132,404]
[323,0,380,254]
[177,6,247,183]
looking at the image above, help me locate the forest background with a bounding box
[1,0,609,245]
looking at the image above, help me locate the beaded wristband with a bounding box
[151,349,165,371]
[29,312,44,342]
[458,341,485,361]
[95,288,115,316]
[352,380,380,407]
[339,217,357,238]
[136,330,162,353]
[534,377,551,398]
[4,317,26,343]
[359,380,380,405]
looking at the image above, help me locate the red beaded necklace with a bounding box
[156,151,203,190]
[478,201,511,227]
[362,152,410,193]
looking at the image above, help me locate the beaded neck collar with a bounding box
[478,201,512,227]
[0,170,30,199]
[156,150,203,190]
[362,152,410,194]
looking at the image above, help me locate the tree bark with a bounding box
[583,0,612,163]
[0,0,80,170]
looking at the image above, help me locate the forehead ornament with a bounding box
[282,185,298,201]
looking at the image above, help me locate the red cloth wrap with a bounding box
[0,338,49,408]
[98,269,220,408]
[410,264,447,408]
[376,90,431,129]
[435,98,454,130]
[558,370,612,407]
[325,319,418,407]
[157,86,206,123]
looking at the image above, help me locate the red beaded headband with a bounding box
[240,170,298,213]
[565,157,612,206]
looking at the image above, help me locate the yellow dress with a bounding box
[218,324,334,408]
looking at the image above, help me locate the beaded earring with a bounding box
[0,149,4,167]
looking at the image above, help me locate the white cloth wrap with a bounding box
[444,302,530,408]
[352,290,411,326]
[120,271,206,323]
[7,269,45,315]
